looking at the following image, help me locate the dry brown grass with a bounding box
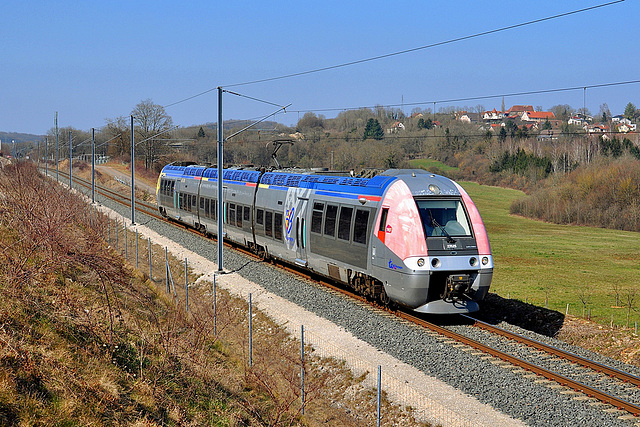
[0,162,426,426]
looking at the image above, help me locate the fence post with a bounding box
[115,219,118,249]
[301,325,305,415]
[249,293,253,367]
[125,226,128,259]
[566,303,569,315]
[213,274,217,335]
[377,365,381,427]
[185,258,189,313]
[136,229,139,268]
[165,247,169,293]
[148,237,152,280]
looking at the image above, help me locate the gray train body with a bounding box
[157,164,493,314]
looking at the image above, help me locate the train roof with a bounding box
[160,164,460,197]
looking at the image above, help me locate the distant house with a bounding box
[587,123,609,134]
[612,115,632,125]
[386,121,405,133]
[521,111,556,122]
[482,109,505,121]
[616,123,637,133]
[506,105,534,118]
[568,116,587,126]
[456,111,480,123]
[537,129,558,141]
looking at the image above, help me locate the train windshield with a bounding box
[415,199,472,238]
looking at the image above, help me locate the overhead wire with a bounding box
[160,0,624,109]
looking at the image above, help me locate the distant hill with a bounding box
[0,131,44,144]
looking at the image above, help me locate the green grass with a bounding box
[461,181,640,327]
[408,158,459,172]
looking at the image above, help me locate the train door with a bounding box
[284,188,311,267]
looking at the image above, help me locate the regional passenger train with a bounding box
[157,163,493,314]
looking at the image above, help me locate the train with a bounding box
[157,163,493,314]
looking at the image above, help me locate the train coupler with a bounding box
[441,274,472,302]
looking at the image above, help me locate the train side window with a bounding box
[256,209,264,225]
[353,209,370,245]
[236,204,243,228]
[265,211,273,237]
[191,194,196,210]
[338,206,353,241]
[204,198,210,218]
[244,206,250,222]
[311,202,324,234]
[200,197,205,210]
[212,199,217,221]
[379,208,389,232]
[170,181,175,196]
[229,203,236,226]
[324,204,338,237]
[274,212,283,241]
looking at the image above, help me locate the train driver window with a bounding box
[378,208,389,232]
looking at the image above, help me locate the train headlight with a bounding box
[469,257,478,267]
[428,184,440,195]
[417,258,425,267]
[431,258,441,268]
[482,256,489,266]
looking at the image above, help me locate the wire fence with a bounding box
[92,206,477,426]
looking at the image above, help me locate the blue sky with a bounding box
[1,0,637,135]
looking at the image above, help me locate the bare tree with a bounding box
[104,116,130,157]
[131,99,173,169]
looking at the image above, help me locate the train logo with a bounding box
[285,207,295,235]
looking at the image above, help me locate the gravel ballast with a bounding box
[95,193,638,427]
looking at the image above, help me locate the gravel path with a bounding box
[91,190,639,427]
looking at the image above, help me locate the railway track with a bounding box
[44,166,640,420]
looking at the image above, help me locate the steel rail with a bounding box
[463,314,640,387]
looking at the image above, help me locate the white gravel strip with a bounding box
[100,205,525,427]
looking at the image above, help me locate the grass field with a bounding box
[408,158,459,173]
[462,181,640,328]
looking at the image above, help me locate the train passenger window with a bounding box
[244,206,250,222]
[265,211,273,237]
[236,204,243,228]
[212,200,217,221]
[311,202,324,234]
[178,193,184,209]
[353,209,370,245]
[200,197,205,210]
[379,208,389,232]
[338,206,353,241]
[256,209,264,225]
[274,213,283,241]
[324,204,338,237]
[191,195,196,209]
[170,181,175,195]
[205,198,210,217]
[229,203,236,227]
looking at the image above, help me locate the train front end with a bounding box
[373,170,493,314]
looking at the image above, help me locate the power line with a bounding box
[161,0,623,110]
[282,79,640,115]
